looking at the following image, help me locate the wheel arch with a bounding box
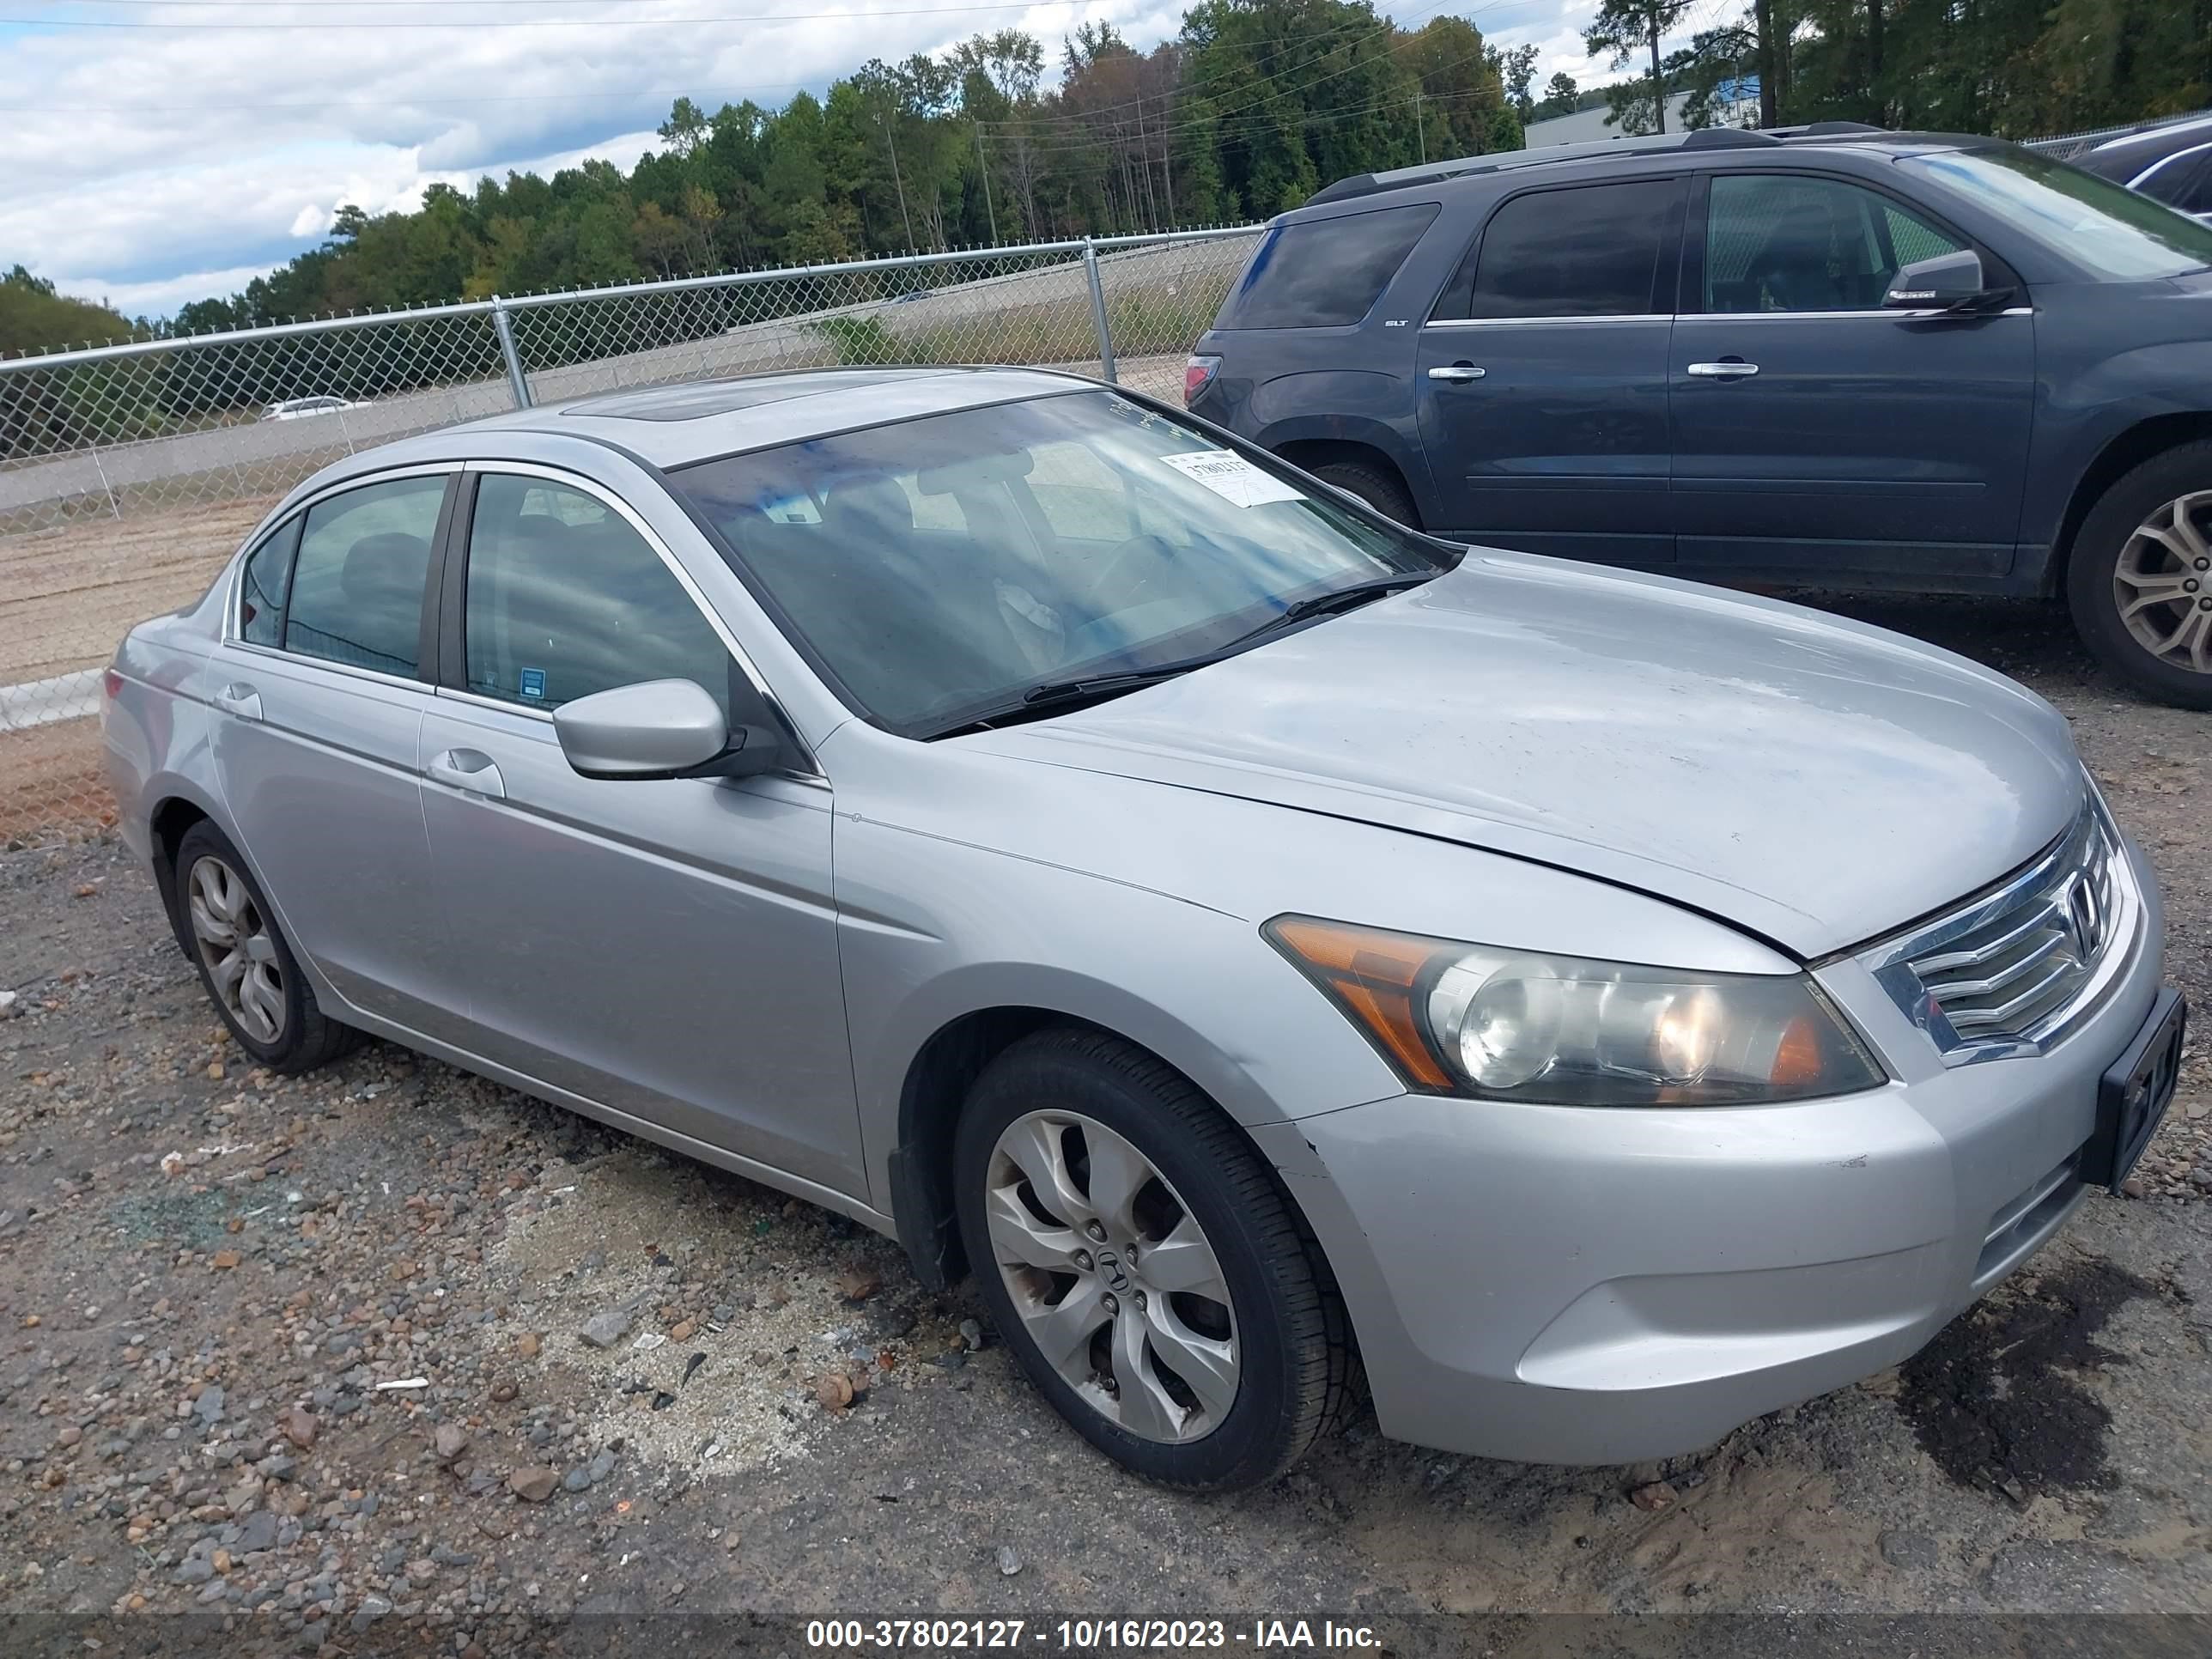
[2051,411,2212,592]
[1270,439,1424,526]
[146,788,222,957]
[885,1003,1300,1296]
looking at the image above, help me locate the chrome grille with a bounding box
[1859,796,2138,1065]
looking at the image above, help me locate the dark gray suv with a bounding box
[1186,125,2212,708]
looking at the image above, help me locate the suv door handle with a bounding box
[427,748,507,800]
[213,684,262,721]
[1686,361,1759,379]
[1427,364,1487,383]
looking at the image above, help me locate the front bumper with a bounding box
[1281,838,2167,1467]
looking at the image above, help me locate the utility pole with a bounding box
[973,118,999,245]
[1649,12,1666,133]
[879,108,915,251]
[1416,88,1426,163]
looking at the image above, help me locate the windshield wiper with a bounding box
[1230,572,1435,648]
[925,660,1209,738]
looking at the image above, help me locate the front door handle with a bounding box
[1686,361,1760,379]
[1427,364,1487,383]
[427,748,507,800]
[213,684,262,721]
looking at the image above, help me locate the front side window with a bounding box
[672,391,1445,737]
[1902,148,2212,279]
[283,475,445,676]
[237,517,301,647]
[1703,174,1965,313]
[1214,204,1440,329]
[464,474,734,717]
[1448,179,1683,320]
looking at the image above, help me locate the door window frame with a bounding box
[434,460,819,776]
[1425,173,1690,327]
[221,463,460,693]
[1677,167,2028,319]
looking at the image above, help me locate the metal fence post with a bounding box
[491,295,532,408]
[92,452,122,520]
[1081,238,1118,386]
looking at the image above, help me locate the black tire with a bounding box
[952,1027,1356,1490]
[173,821,362,1074]
[2064,441,2212,710]
[1310,459,1419,528]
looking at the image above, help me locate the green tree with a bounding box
[1586,0,1697,133]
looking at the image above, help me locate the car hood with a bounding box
[961,552,2084,959]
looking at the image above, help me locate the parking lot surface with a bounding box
[2,590,2208,1655]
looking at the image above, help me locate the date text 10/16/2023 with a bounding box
[805,1620,1384,1650]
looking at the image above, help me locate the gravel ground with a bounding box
[1,590,2208,1657]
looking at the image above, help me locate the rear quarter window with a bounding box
[1213,203,1439,329]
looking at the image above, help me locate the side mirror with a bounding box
[554,678,783,781]
[1884,249,2002,313]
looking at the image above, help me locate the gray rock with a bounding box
[192,1386,226,1426]
[1879,1531,1938,1571]
[578,1309,633,1349]
[349,1595,393,1633]
[237,1510,280,1554]
[562,1467,594,1493]
[996,1545,1022,1577]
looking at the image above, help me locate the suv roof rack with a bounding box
[1306,122,1890,208]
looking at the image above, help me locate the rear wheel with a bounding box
[2065,443,2212,708]
[174,821,361,1074]
[1310,459,1418,528]
[952,1027,1355,1491]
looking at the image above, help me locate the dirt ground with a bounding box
[2,592,2209,1658]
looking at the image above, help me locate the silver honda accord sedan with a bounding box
[102,367,2185,1490]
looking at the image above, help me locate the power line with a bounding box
[0,79,817,112]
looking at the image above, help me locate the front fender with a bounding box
[2024,333,2212,546]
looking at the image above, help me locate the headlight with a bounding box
[1264,916,1885,1106]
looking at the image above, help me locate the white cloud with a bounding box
[3,1,1623,317]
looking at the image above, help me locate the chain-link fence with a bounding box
[0,226,1259,844]
[2021,108,2209,160]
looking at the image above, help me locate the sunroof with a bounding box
[560,369,952,422]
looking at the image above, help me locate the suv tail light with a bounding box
[1183,355,1221,406]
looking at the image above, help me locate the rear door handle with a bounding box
[213,684,262,721]
[427,748,507,800]
[1427,364,1487,383]
[1686,361,1759,379]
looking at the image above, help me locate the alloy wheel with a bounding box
[2113,489,2212,675]
[185,854,286,1044]
[983,1109,1239,1443]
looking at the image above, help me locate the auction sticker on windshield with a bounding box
[1158,448,1306,507]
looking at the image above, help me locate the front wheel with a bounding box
[951,1028,1356,1490]
[2064,443,2212,708]
[1309,459,1418,528]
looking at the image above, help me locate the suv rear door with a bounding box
[1415,175,1686,566]
[1668,168,2037,583]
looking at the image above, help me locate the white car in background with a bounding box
[261,395,362,422]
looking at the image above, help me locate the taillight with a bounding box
[1183,354,1222,406]
[102,668,125,701]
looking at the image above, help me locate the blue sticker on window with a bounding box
[520,668,547,700]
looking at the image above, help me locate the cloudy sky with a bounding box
[3,0,1638,320]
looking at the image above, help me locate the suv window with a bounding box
[1214,204,1439,329]
[1703,174,1965,313]
[1443,179,1682,320]
[283,475,445,676]
[464,473,734,716]
[1902,148,2212,280]
[237,517,301,647]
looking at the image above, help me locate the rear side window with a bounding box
[1215,204,1439,329]
[237,517,301,647]
[283,475,445,677]
[1442,179,1683,320]
[464,474,734,717]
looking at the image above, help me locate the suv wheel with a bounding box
[951,1028,1356,1490]
[1309,460,1418,527]
[174,821,362,1073]
[2066,442,2212,708]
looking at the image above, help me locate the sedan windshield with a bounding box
[1901,148,2212,280]
[670,389,1449,736]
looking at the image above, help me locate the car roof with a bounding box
[2076,114,2212,181]
[1299,125,1998,213]
[307,365,1093,481]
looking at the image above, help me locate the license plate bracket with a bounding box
[2081,988,2186,1194]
